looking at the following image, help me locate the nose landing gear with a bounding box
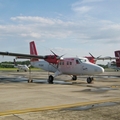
[72,75,77,80]
[87,77,94,84]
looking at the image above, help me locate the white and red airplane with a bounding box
[1,59,30,72]
[84,53,101,64]
[84,53,119,64]
[107,50,120,71]
[13,59,30,72]
[0,41,104,84]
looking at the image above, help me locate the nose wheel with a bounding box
[87,77,94,84]
[48,75,54,84]
[72,75,77,80]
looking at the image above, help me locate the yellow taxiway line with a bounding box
[0,97,120,116]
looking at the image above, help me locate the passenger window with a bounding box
[58,61,61,65]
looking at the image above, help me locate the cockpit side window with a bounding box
[79,58,87,63]
[76,60,80,64]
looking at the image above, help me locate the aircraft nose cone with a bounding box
[95,66,104,74]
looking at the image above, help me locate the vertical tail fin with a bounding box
[30,41,39,62]
[114,50,120,67]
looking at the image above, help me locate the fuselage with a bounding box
[31,57,104,76]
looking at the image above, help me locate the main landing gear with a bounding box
[28,79,33,83]
[72,75,77,80]
[87,77,94,84]
[71,75,93,84]
[47,75,93,84]
[48,75,54,84]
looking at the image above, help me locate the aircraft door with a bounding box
[74,59,83,74]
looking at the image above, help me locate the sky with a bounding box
[0,0,120,64]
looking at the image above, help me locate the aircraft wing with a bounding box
[97,56,119,60]
[0,51,45,59]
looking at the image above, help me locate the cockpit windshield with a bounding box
[79,58,88,63]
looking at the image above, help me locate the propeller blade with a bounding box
[89,53,95,58]
[89,53,102,60]
[50,50,58,57]
[97,55,102,59]
[50,50,65,59]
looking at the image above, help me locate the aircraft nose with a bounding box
[95,66,104,74]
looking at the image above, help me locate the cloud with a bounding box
[72,0,103,6]
[73,6,92,14]
[81,0,103,4]
[11,16,74,26]
[71,0,92,14]
[0,15,120,45]
[71,0,104,14]
[72,6,92,13]
[21,32,41,38]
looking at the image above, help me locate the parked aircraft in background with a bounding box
[0,41,104,84]
[84,53,119,64]
[84,53,101,64]
[107,50,120,71]
[114,50,120,68]
[107,61,120,71]
[1,59,30,72]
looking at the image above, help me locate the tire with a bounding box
[87,77,92,84]
[28,79,33,83]
[72,75,77,80]
[48,75,54,84]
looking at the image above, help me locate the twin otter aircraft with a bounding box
[0,41,104,84]
[2,59,29,72]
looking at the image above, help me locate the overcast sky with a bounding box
[0,0,120,64]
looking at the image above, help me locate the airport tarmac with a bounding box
[0,71,120,120]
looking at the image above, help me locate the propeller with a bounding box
[50,50,65,60]
[89,53,102,60]
[50,50,58,57]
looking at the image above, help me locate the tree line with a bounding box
[0,60,31,68]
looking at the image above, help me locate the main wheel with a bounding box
[87,77,93,84]
[28,79,33,83]
[72,75,77,80]
[48,75,54,84]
